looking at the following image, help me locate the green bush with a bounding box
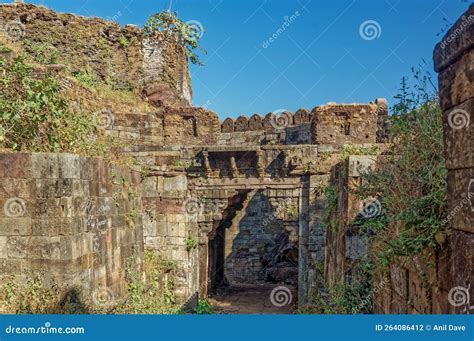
[193,298,214,314]
[112,250,181,314]
[186,237,199,251]
[144,11,206,65]
[74,68,98,87]
[356,71,448,266]
[0,55,100,153]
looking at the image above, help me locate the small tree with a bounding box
[144,11,206,65]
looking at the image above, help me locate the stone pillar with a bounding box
[282,150,290,176]
[256,149,265,178]
[230,156,239,178]
[202,151,211,177]
[434,3,474,313]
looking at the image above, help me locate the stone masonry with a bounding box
[0,153,143,303]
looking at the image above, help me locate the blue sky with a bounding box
[9,0,470,119]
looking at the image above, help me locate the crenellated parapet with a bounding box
[216,100,388,147]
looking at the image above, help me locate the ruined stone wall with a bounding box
[217,100,388,147]
[370,5,474,314]
[0,3,192,107]
[432,3,473,313]
[140,173,200,299]
[218,109,312,146]
[0,152,143,301]
[311,99,388,146]
[322,156,375,290]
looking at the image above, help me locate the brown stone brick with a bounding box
[443,99,473,170]
[0,153,32,179]
[447,167,474,233]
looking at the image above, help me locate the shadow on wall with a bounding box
[221,191,298,286]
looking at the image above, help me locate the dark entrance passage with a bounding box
[207,189,299,313]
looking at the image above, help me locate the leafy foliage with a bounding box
[144,11,206,65]
[0,54,102,153]
[0,275,88,314]
[193,298,215,314]
[74,67,99,88]
[24,40,60,65]
[356,69,448,266]
[186,237,199,251]
[112,250,180,314]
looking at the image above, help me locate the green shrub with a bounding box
[193,298,214,314]
[112,250,181,314]
[74,68,98,87]
[144,11,206,65]
[356,71,448,266]
[186,237,199,251]
[0,55,104,154]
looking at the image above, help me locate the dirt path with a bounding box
[208,284,297,314]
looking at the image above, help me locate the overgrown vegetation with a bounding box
[144,11,206,65]
[0,251,182,314]
[310,68,447,314]
[74,67,99,88]
[0,47,114,155]
[24,40,60,65]
[185,237,199,251]
[340,143,379,160]
[193,298,215,314]
[356,70,447,267]
[0,275,87,314]
[112,250,180,314]
[304,260,376,314]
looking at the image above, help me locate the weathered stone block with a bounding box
[348,155,376,177]
[439,49,474,111]
[32,153,59,179]
[0,153,32,179]
[0,217,31,236]
[6,237,28,259]
[28,236,61,260]
[443,99,473,170]
[0,236,7,258]
[0,179,33,199]
[447,167,474,233]
[433,3,474,73]
[58,154,81,179]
